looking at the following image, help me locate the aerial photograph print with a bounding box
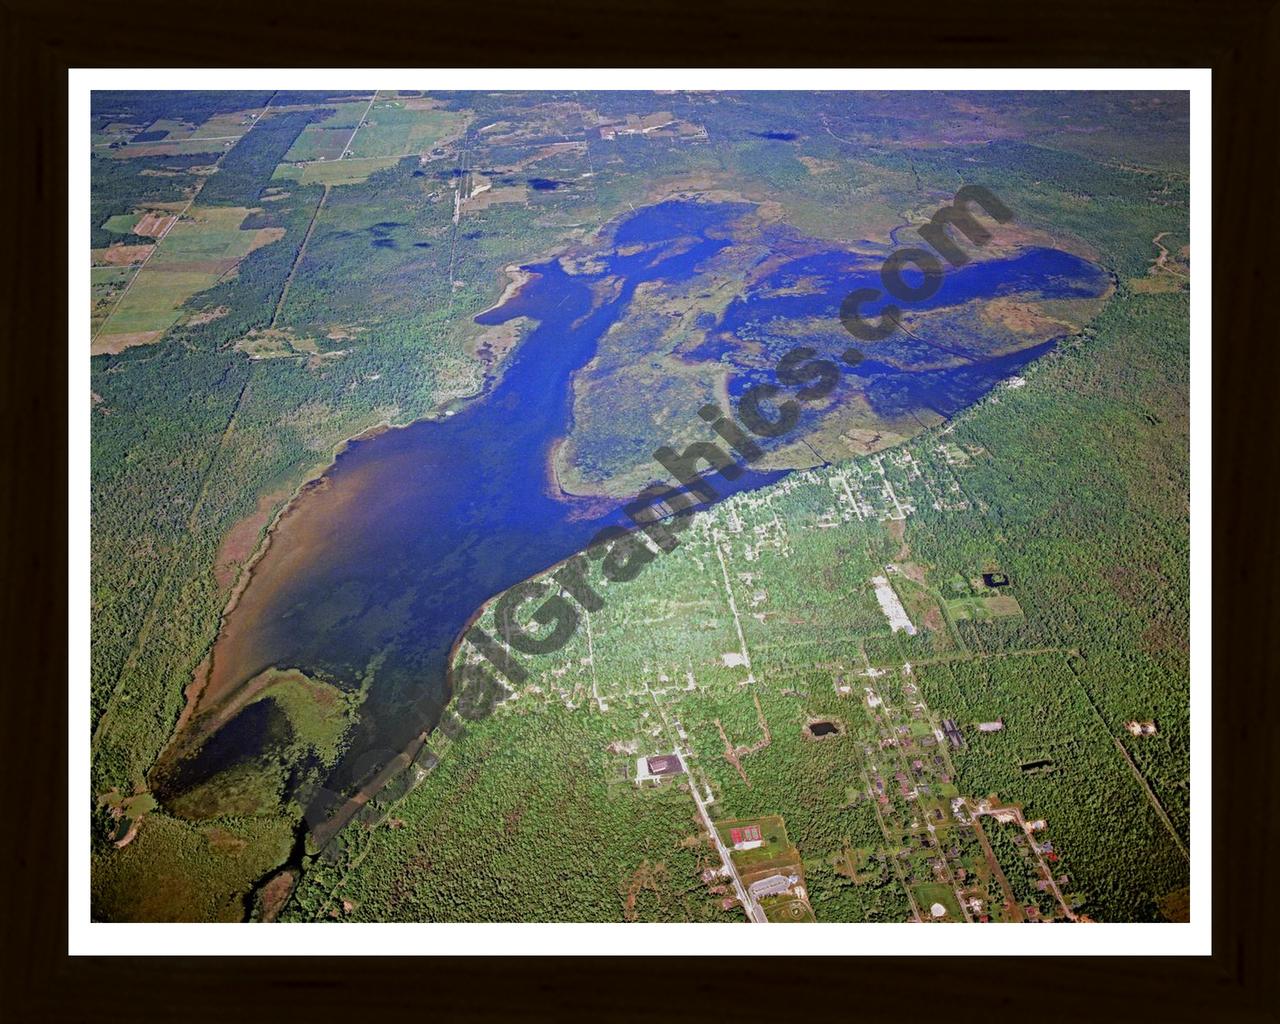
[86,84,1193,931]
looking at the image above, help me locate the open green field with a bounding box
[102,212,142,234]
[272,156,403,186]
[283,126,354,163]
[946,591,1024,621]
[347,98,469,158]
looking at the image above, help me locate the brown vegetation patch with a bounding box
[91,330,163,356]
[897,560,927,584]
[205,828,248,854]
[981,297,1072,337]
[922,604,946,632]
[214,486,292,590]
[187,305,230,326]
[1157,885,1191,923]
[798,156,840,175]
[1140,620,1189,660]
[621,860,668,921]
[1130,275,1186,294]
[324,324,365,341]
[256,869,297,922]
[884,519,908,558]
[93,244,153,266]
[465,317,530,368]
[133,211,178,237]
[249,226,287,251]
[462,185,527,212]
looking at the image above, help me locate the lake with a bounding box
[174,198,1109,807]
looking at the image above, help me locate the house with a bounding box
[941,719,964,749]
[977,719,1004,732]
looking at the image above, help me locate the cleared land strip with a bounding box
[713,537,754,680]
[1113,736,1190,861]
[646,684,764,922]
[861,765,923,921]
[1063,653,1190,860]
[270,185,329,327]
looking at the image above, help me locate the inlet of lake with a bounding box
[173,198,1110,810]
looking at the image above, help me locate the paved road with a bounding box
[685,759,767,924]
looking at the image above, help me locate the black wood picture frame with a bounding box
[3,0,1276,1018]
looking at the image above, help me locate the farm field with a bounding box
[347,97,469,158]
[87,89,1191,927]
[91,205,286,354]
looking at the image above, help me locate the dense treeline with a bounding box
[91,91,273,133]
[198,109,328,206]
[283,700,730,922]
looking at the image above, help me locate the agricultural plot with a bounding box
[282,126,353,163]
[299,99,377,130]
[347,99,470,158]
[92,205,286,353]
[272,156,401,187]
[101,212,141,234]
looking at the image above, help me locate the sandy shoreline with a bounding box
[158,249,573,777]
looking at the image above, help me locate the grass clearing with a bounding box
[273,156,401,187]
[102,212,141,234]
[283,126,354,162]
[348,100,469,158]
[946,592,1025,621]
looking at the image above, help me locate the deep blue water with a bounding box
[694,243,1109,419]
[198,198,1108,798]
